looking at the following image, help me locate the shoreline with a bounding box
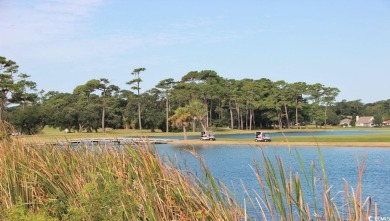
[19,136,390,148]
[169,140,390,147]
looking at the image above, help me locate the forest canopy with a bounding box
[1,56,389,134]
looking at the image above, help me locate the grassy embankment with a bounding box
[20,126,390,146]
[1,122,377,220]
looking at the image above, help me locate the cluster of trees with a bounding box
[1,56,389,135]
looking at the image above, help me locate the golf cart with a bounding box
[200,131,216,141]
[255,131,271,142]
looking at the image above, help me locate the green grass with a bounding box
[21,126,390,144]
[269,133,390,143]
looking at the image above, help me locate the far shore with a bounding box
[17,127,390,148]
[169,139,390,147]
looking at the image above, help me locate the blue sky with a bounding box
[1,0,389,103]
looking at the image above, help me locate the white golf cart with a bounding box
[200,131,216,141]
[255,131,271,142]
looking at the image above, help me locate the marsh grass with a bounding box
[241,146,373,220]
[0,122,375,220]
[0,123,243,220]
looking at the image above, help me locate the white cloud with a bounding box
[1,0,191,65]
[0,0,104,48]
[1,0,238,65]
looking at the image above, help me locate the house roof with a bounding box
[383,120,390,124]
[356,116,374,124]
[339,118,351,124]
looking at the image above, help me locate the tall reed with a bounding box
[0,123,243,220]
[243,146,373,220]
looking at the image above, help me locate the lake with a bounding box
[127,130,387,140]
[155,144,390,218]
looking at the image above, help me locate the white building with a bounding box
[355,116,374,127]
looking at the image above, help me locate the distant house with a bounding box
[383,120,390,126]
[355,116,374,127]
[339,118,352,127]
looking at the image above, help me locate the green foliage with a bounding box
[187,99,208,131]
[2,55,388,133]
[127,67,146,131]
[1,56,37,121]
[10,73,38,107]
[156,78,177,133]
[373,114,383,126]
[1,202,56,221]
[105,96,126,129]
[9,105,45,134]
[169,106,192,139]
[326,109,341,125]
[64,183,127,220]
[141,89,165,132]
[42,92,80,131]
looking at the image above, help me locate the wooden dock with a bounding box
[45,137,178,146]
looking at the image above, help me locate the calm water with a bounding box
[128,130,387,140]
[156,144,390,217]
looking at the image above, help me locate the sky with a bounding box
[1,0,389,104]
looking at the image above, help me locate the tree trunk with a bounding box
[249,108,253,130]
[240,112,244,130]
[235,102,240,129]
[209,99,213,127]
[183,126,187,140]
[192,119,196,132]
[324,106,328,129]
[219,101,223,121]
[123,114,129,129]
[284,104,290,129]
[229,100,234,129]
[252,109,256,130]
[165,97,169,133]
[245,107,249,130]
[199,118,207,132]
[102,96,106,133]
[206,114,209,129]
[138,102,142,131]
[295,99,299,129]
[278,110,283,129]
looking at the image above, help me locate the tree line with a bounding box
[1,56,389,135]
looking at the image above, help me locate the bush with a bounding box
[9,105,45,134]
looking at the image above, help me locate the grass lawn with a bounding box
[18,126,390,144]
[270,133,390,142]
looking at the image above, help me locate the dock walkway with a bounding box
[46,137,178,146]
